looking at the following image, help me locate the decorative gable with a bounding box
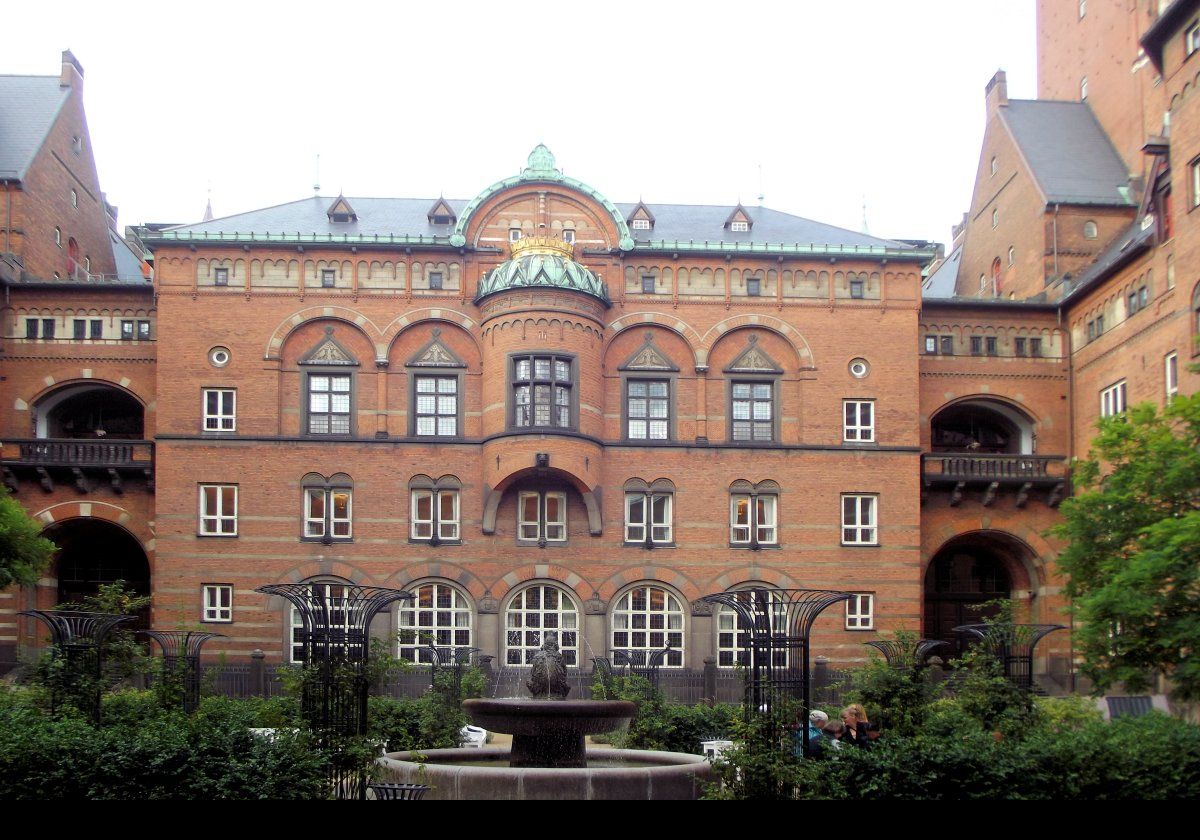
[427,197,457,225]
[326,195,358,223]
[724,204,753,232]
[725,334,781,374]
[300,327,359,366]
[405,329,465,368]
[619,332,679,372]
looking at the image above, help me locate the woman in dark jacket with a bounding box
[839,704,873,747]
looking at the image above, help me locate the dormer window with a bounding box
[427,198,457,226]
[632,219,651,230]
[725,204,753,233]
[325,195,358,224]
[731,221,749,233]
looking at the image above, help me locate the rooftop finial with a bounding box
[313,153,321,195]
[860,194,870,236]
[523,144,557,177]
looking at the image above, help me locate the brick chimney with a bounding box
[60,49,84,90]
[985,69,1008,117]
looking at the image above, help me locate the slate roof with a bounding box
[1001,100,1132,207]
[167,195,912,250]
[109,228,148,283]
[0,75,70,181]
[922,244,962,299]
[1060,219,1155,302]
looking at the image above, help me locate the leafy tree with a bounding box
[1052,392,1200,699]
[0,487,56,589]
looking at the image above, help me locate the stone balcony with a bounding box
[922,453,1067,508]
[1,439,154,494]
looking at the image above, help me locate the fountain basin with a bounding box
[462,698,636,768]
[378,747,714,800]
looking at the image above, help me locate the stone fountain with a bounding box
[378,634,714,799]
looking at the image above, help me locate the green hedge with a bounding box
[0,691,327,800]
[709,712,1200,800]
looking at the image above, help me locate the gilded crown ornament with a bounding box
[508,235,575,259]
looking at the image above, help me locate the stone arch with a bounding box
[383,311,482,362]
[482,466,602,537]
[264,306,385,361]
[274,561,378,587]
[31,500,152,547]
[383,563,489,602]
[927,393,1042,453]
[606,312,703,366]
[922,522,1056,592]
[491,564,592,602]
[594,567,701,603]
[700,314,814,369]
[706,566,802,594]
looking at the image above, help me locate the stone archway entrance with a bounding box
[924,532,1032,656]
[43,518,150,613]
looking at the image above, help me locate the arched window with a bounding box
[1084,220,1098,240]
[1007,246,1015,266]
[398,582,473,663]
[716,588,787,668]
[728,479,780,548]
[623,477,675,547]
[288,578,357,664]
[611,585,684,667]
[408,474,461,544]
[300,472,352,543]
[1080,76,1088,100]
[505,584,580,666]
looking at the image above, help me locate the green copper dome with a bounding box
[475,239,611,306]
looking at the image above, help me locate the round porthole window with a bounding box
[209,346,231,367]
[849,358,870,378]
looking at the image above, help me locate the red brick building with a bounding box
[28,6,1200,685]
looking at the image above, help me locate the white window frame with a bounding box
[845,593,874,630]
[199,484,238,536]
[610,585,685,667]
[562,229,576,243]
[729,493,778,546]
[624,492,673,545]
[991,208,998,228]
[1080,76,1088,100]
[304,486,353,541]
[841,494,878,546]
[509,228,522,242]
[1188,21,1200,56]
[504,584,580,666]
[202,584,233,623]
[730,220,749,233]
[397,583,473,664]
[289,582,359,664]
[410,488,460,542]
[1100,380,1127,418]
[631,218,651,230]
[518,491,567,543]
[716,590,788,669]
[1166,352,1179,401]
[70,189,78,208]
[843,400,875,443]
[1192,160,1200,209]
[203,388,236,432]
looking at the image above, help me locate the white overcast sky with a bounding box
[5,0,1037,247]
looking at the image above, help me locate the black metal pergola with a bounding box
[18,609,136,722]
[698,588,853,758]
[257,582,412,799]
[141,630,224,713]
[865,638,949,668]
[953,622,1066,690]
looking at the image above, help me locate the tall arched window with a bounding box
[716,588,787,668]
[288,578,358,664]
[398,582,473,663]
[611,585,684,667]
[505,584,580,665]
